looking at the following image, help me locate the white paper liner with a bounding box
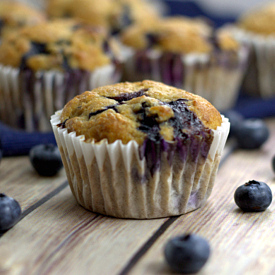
[0,64,120,132]
[230,26,275,98]
[120,45,248,111]
[50,110,230,219]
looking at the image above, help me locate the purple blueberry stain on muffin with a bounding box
[145,32,160,48]
[88,105,119,119]
[131,167,149,184]
[52,80,229,218]
[107,88,149,103]
[61,85,214,176]
[20,41,49,70]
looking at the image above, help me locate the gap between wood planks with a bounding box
[119,140,238,275]
[0,140,238,271]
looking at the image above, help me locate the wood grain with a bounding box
[130,118,275,275]
[0,187,168,275]
[0,156,67,211]
[0,118,274,275]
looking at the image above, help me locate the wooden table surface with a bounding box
[0,118,274,275]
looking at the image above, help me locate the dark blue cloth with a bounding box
[0,1,274,156]
[233,94,275,119]
[0,123,56,157]
[164,0,236,28]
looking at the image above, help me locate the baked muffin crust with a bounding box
[60,80,222,145]
[238,3,275,36]
[121,16,240,53]
[0,1,45,37]
[0,19,118,72]
[47,0,161,32]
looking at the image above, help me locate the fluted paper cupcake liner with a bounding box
[231,27,275,98]
[0,64,121,132]
[50,111,230,219]
[121,46,248,111]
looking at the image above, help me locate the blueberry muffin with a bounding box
[119,16,248,111]
[238,3,275,36]
[112,0,164,33]
[51,80,230,219]
[0,19,121,132]
[231,2,275,98]
[46,0,163,34]
[0,1,46,38]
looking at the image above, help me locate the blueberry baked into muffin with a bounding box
[120,16,248,111]
[46,0,163,34]
[0,19,121,132]
[0,0,45,38]
[230,2,275,98]
[51,80,230,219]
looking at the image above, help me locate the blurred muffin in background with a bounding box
[46,0,165,34]
[231,2,275,98]
[0,0,46,38]
[112,0,165,33]
[119,16,248,111]
[0,19,122,132]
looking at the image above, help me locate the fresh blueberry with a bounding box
[0,193,22,231]
[221,110,244,137]
[234,119,269,149]
[272,156,275,174]
[164,234,211,274]
[29,144,63,177]
[234,180,272,212]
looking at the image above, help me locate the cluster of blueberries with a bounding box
[0,111,274,273]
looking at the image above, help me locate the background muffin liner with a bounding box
[51,111,230,219]
[230,27,275,98]
[121,46,248,111]
[0,64,121,132]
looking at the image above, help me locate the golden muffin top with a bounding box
[59,80,222,145]
[120,16,239,54]
[46,0,161,33]
[0,19,119,72]
[0,0,46,37]
[238,3,275,35]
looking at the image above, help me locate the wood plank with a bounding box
[0,187,168,275]
[0,118,273,275]
[0,140,236,274]
[0,156,67,211]
[0,138,234,274]
[130,118,275,274]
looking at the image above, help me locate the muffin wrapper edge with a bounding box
[120,45,248,111]
[230,27,275,98]
[50,111,230,219]
[0,64,121,132]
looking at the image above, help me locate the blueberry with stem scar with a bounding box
[234,180,273,212]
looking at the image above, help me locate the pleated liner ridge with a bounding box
[51,111,230,219]
[0,64,119,132]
